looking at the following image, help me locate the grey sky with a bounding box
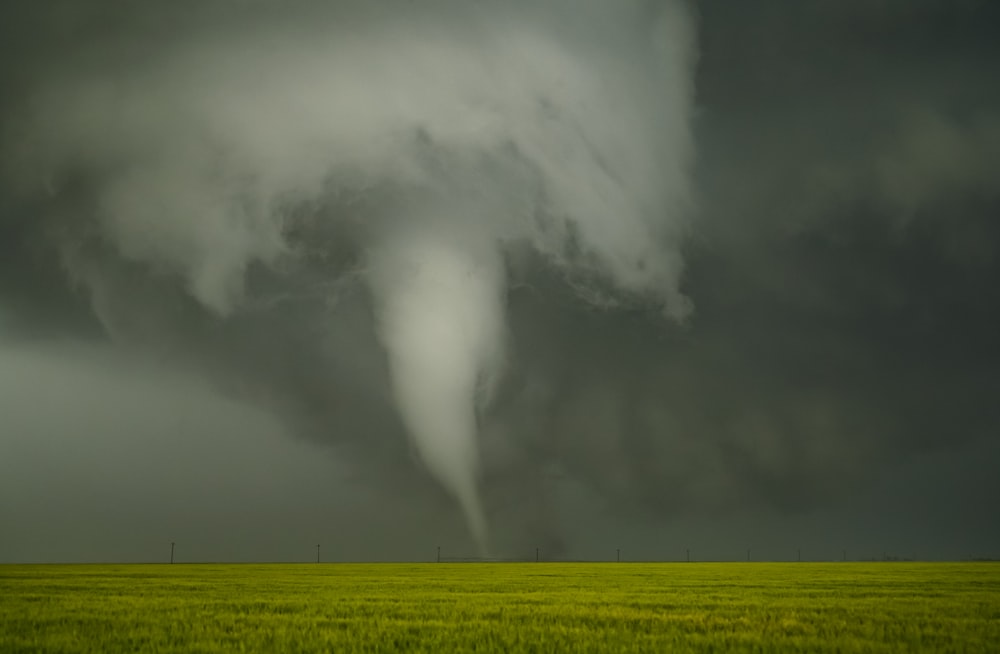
[1,0,998,562]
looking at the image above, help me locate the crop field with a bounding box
[2,562,998,652]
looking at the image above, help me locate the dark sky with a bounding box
[1,0,998,563]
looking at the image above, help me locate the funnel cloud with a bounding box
[1,0,999,562]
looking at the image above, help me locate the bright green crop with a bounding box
[2,562,998,652]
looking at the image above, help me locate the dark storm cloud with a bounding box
[675,0,1000,526]
[1,0,998,562]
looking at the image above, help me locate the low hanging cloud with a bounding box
[7,0,695,315]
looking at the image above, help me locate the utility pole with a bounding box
[536,547,539,563]
[317,544,321,564]
[617,549,620,563]
[437,546,441,563]
[170,542,175,565]
[686,548,690,563]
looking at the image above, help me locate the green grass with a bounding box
[2,562,998,652]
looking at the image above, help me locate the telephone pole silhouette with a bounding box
[317,544,321,564]
[170,542,175,565]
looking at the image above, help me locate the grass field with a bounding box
[2,562,998,652]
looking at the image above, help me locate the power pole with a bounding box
[317,544,321,564]
[617,549,620,563]
[437,546,441,563]
[536,547,539,563]
[686,548,690,563]
[170,542,175,565]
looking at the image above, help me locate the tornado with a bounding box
[368,230,505,553]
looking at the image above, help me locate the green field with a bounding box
[2,562,998,652]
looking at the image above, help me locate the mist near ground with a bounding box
[1,0,998,562]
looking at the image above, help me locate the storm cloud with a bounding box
[1,0,998,562]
